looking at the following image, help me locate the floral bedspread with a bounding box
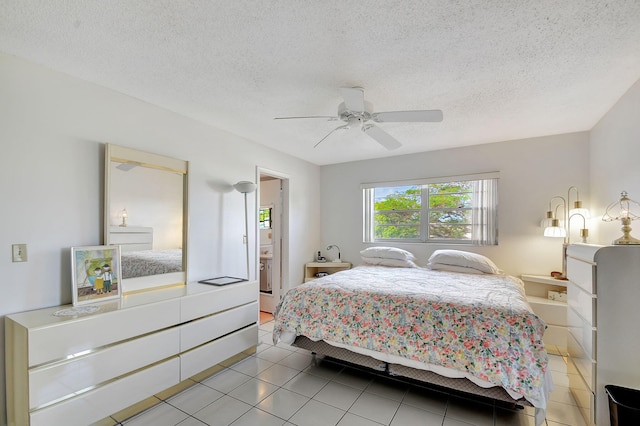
[273,265,549,408]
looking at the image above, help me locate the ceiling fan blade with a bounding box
[372,110,443,123]
[363,124,402,150]
[274,115,337,120]
[313,124,350,148]
[339,87,365,112]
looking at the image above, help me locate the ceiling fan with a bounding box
[275,87,443,150]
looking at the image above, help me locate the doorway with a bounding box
[257,168,289,314]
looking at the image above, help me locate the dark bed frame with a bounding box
[292,335,531,409]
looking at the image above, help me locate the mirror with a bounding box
[104,144,188,293]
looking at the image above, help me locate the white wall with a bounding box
[0,52,321,425]
[590,77,640,245]
[320,132,590,276]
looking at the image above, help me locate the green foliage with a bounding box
[374,182,472,240]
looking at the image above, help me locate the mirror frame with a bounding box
[104,143,189,293]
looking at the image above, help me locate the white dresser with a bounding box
[5,281,258,426]
[565,244,640,425]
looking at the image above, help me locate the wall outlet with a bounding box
[12,244,28,262]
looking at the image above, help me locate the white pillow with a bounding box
[427,249,502,274]
[426,263,484,275]
[362,256,418,268]
[360,247,416,261]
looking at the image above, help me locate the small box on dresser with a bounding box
[565,244,640,426]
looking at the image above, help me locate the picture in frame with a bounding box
[71,245,122,306]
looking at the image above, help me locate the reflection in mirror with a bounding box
[105,144,188,293]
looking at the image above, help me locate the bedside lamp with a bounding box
[543,197,567,239]
[569,213,589,243]
[543,196,568,280]
[602,191,640,245]
[119,208,128,227]
[568,186,590,218]
[327,244,341,262]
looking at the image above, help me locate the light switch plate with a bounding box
[12,244,27,262]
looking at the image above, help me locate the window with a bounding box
[259,207,272,229]
[363,174,498,245]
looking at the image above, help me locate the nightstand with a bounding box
[521,274,568,355]
[304,262,351,282]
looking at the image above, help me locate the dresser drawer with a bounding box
[567,281,596,327]
[567,306,596,359]
[567,331,596,391]
[180,324,258,379]
[566,257,596,294]
[28,298,181,367]
[181,281,258,322]
[29,327,180,409]
[180,301,258,351]
[567,357,595,426]
[30,357,180,426]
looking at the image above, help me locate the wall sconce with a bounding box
[326,244,341,262]
[602,191,640,245]
[119,208,128,227]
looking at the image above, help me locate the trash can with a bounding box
[605,385,640,426]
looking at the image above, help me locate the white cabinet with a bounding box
[565,244,640,426]
[5,281,259,426]
[304,262,351,282]
[521,274,568,354]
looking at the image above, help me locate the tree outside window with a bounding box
[364,177,497,244]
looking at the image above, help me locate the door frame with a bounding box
[256,167,290,313]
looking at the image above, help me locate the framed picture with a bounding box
[71,245,122,306]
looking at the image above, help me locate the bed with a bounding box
[108,226,183,278]
[273,249,551,425]
[120,248,183,278]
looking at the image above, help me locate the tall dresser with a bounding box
[565,244,640,425]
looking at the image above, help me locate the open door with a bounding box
[257,169,289,314]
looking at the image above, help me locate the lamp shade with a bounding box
[544,223,566,238]
[234,181,257,194]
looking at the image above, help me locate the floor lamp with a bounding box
[234,181,257,280]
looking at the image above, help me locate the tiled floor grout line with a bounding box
[120,319,583,426]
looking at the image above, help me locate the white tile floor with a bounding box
[115,320,587,426]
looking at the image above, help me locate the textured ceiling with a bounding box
[2,1,640,165]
